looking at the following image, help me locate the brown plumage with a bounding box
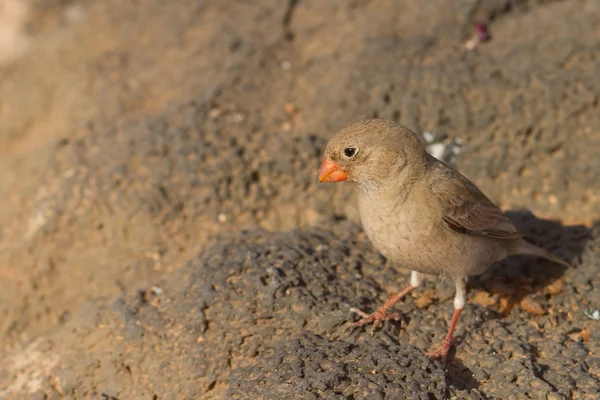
[318,119,570,363]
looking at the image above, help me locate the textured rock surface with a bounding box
[1,223,598,399]
[1,0,599,399]
[227,332,449,400]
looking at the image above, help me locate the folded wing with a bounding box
[428,163,522,240]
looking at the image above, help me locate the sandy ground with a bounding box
[0,0,599,399]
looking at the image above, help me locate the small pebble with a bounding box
[151,286,163,295]
[427,143,447,160]
[465,23,491,51]
[281,122,292,132]
[228,113,245,124]
[209,108,221,119]
[281,60,292,70]
[315,244,328,252]
[585,309,600,320]
[422,131,436,143]
[284,103,297,115]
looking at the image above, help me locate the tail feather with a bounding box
[517,239,572,268]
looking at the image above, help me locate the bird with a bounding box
[318,119,570,363]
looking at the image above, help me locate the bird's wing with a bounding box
[428,163,522,240]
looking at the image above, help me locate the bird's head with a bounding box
[318,119,426,190]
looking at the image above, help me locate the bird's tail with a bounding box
[517,239,572,268]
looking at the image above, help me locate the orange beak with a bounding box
[318,156,348,183]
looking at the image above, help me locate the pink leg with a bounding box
[348,284,415,335]
[426,307,462,364]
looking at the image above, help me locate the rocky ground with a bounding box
[0,0,599,399]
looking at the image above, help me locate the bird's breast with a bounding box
[358,192,440,270]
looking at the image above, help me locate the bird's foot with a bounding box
[347,307,401,335]
[426,341,452,365]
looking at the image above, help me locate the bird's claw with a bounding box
[346,307,401,335]
[426,341,451,365]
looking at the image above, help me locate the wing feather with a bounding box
[428,163,521,240]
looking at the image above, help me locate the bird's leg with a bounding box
[427,278,466,364]
[349,271,421,335]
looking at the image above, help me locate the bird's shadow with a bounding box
[469,209,592,318]
[447,354,483,393]
[445,209,593,390]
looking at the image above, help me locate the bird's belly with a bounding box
[362,215,501,277]
[361,209,436,270]
[366,223,442,274]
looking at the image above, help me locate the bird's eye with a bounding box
[344,147,358,158]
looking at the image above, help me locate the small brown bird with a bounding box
[318,119,570,363]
